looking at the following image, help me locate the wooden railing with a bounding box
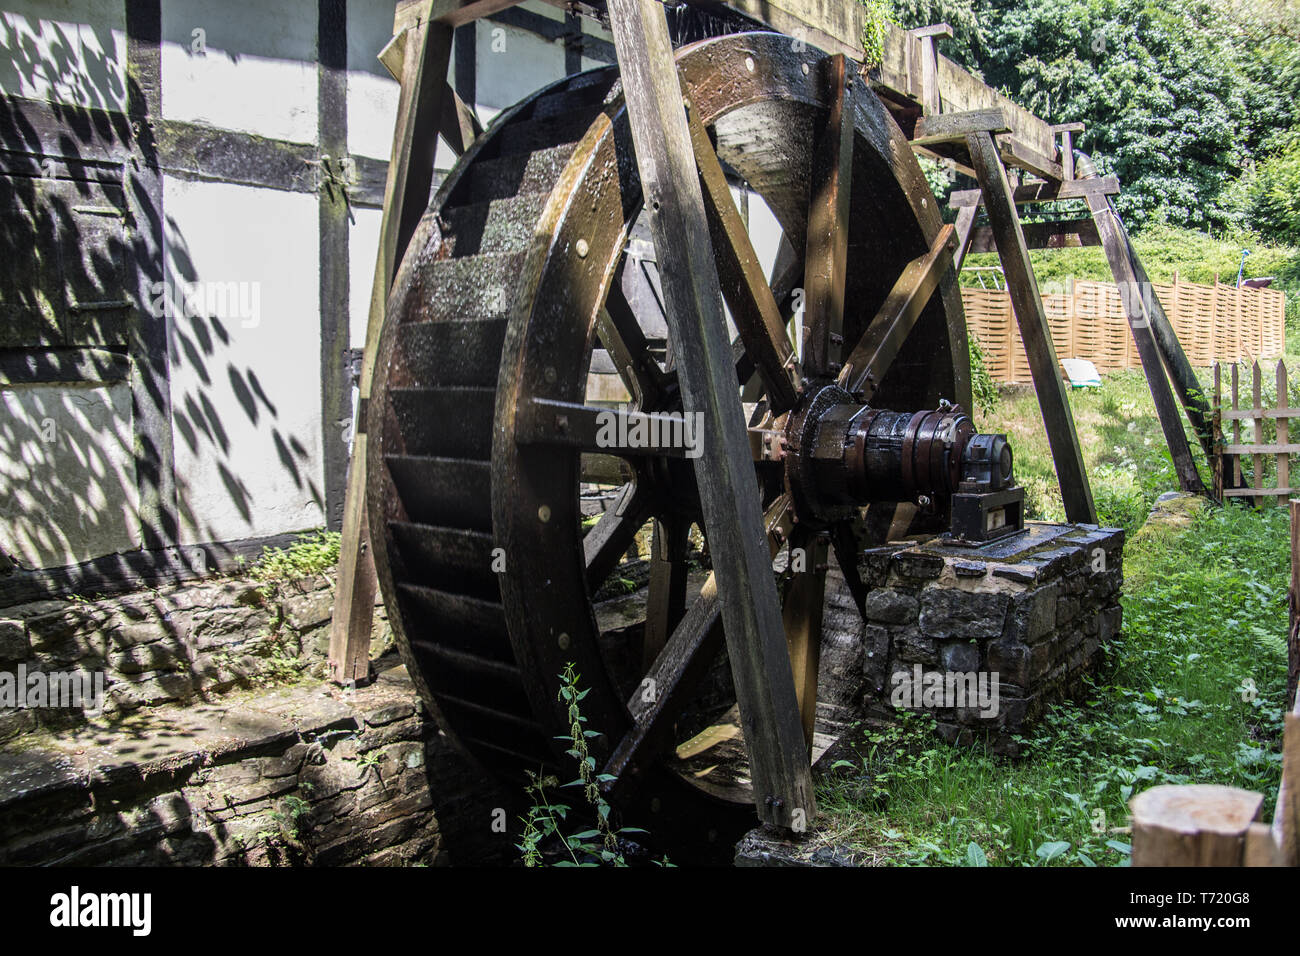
[964,277,1286,384]
[1212,360,1299,504]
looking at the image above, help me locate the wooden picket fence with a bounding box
[964,276,1286,384]
[1212,360,1300,504]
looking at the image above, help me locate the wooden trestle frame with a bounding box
[329,0,1215,827]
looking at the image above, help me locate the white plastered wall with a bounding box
[160,0,319,145]
[163,178,325,546]
[0,383,141,567]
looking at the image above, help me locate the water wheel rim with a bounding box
[492,32,968,806]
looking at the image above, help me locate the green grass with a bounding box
[973,369,1184,535]
[814,371,1290,866]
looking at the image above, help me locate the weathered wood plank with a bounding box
[396,0,526,31]
[605,0,815,828]
[967,130,1095,523]
[967,218,1100,254]
[1087,191,1208,496]
[910,108,1009,145]
[949,176,1120,208]
[803,53,854,377]
[997,136,1063,182]
[329,4,456,685]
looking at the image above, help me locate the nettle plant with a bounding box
[516,663,657,867]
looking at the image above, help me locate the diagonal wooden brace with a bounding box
[966,128,1096,523]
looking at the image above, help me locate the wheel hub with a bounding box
[782,383,1011,529]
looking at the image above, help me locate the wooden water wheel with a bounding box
[367,31,998,840]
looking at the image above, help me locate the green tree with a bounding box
[1241,129,1300,245]
[968,0,1250,230]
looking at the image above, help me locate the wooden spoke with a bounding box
[583,482,652,591]
[602,572,723,794]
[837,223,957,399]
[602,268,670,408]
[517,398,699,459]
[601,493,799,793]
[686,107,799,413]
[781,527,828,752]
[829,519,870,618]
[802,54,854,377]
[643,513,693,671]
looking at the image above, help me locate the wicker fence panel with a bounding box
[963,277,1287,384]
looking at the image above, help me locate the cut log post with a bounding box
[1130,784,1264,866]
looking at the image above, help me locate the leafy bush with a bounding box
[968,331,999,416]
[247,530,341,591]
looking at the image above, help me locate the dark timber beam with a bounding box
[605,0,815,829]
[911,108,1009,147]
[949,176,1120,208]
[967,129,1096,523]
[1086,192,1210,493]
[1051,122,1084,182]
[1102,196,1215,463]
[124,0,178,551]
[803,54,854,378]
[967,218,1100,254]
[319,0,351,531]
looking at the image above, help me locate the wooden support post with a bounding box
[328,2,455,685]
[1086,191,1208,496]
[605,0,815,829]
[906,24,953,116]
[1092,195,1216,463]
[1050,122,1083,182]
[1131,784,1266,866]
[966,129,1096,523]
[1273,691,1300,864]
